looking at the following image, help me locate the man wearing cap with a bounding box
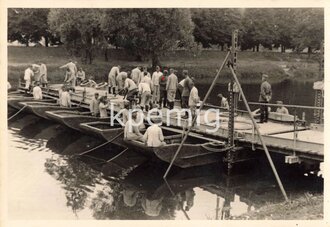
[90,92,100,116]
[276,101,289,115]
[166,69,178,109]
[259,74,272,123]
[143,116,166,147]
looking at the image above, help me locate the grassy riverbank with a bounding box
[8,46,321,88]
[236,193,323,220]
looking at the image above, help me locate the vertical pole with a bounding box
[226,29,238,174]
[314,41,324,124]
[163,51,232,179]
[229,66,289,202]
[293,108,297,155]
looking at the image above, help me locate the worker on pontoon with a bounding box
[276,100,289,115]
[76,67,86,85]
[24,65,34,91]
[123,73,139,108]
[217,93,229,110]
[159,69,168,108]
[99,96,110,118]
[116,71,128,92]
[135,105,146,131]
[138,79,152,112]
[258,74,272,123]
[59,86,71,107]
[59,60,77,82]
[166,68,178,110]
[39,61,48,87]
[90,92,100,116]
[131,66,142,85]
[121,102,130,124]
[108,65,120,94]
[64,68,76,89]
[32,82,43,100]
[188,80,200,119]
[182,70,193,118]
[151,66,163,104]
[143,116,166,147]
[124,110,144,142]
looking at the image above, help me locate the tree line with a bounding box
[8,8,324,65]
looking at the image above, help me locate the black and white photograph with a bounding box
[2,2,327,225]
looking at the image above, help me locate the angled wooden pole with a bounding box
[163,51,231,179]
[228,65,289,202]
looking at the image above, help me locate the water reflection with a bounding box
[7,114,323,220]
[44,155,103,215]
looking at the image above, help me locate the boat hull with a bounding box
[45,111,111,132]
[79,121,124,141]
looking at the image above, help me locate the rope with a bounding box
[77,131,124,156]
[8,105,27,121]
[106,148,128,163]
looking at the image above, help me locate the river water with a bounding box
[7,110,323,220]
[199,80,316,122]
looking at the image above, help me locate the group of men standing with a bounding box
[107,65,200,117]
[23,62,47,90]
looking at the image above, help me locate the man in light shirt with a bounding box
[59,60,77,81]
[143,116,166,147]
[32,82,43,100]
[276,101,289,115]
[123,73,138,108]
[131,66,142,85]
[124,111,144,142]
[90,92,100,116]
[217,93,229,110]
[24,65,34,90]
[108,65,121,94]
[59,86,71,107]
[140,66,151,80]
[151,66,163,104]
[116,71,128,92]
[166,68,178,110]
[39,62,48,87]
[138,81,152,111]
[99,96,110,118]
[189,81,200,119]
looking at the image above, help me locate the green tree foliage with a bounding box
[191,8,242,50]
[240,8,277,51]
[292,8,324,53]
[48,9,104,64]
[8,8,54,47]
[100,8,195,67]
